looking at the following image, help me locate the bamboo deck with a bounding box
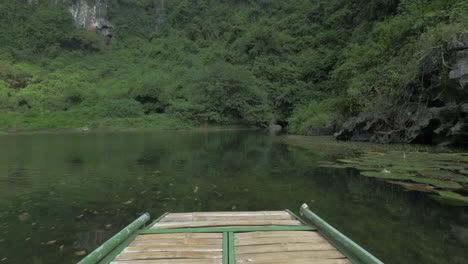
[109,210,351,264]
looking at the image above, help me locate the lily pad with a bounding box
[360,171,413,180]
[326,150,468,205]
[410,177,462,189]
[387,181,436,193]
[337,159,360,164]
[430,191,468,206]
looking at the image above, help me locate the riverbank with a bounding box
[0,111,194,134]
[0,112,260,135]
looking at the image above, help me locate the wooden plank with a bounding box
[160,214,294,222]
[140,226,315,234]
[236,243,336,254]
[235,231,321,239]
[130,238,222,246]
[135,233,222,240]
[236,251,346,262]
[123,244,222,253]
[111,259,222,264]
[115,251,222,260]
[235,236,327,246]
[165,211,289,217]
[151,220,302,229]
[236,258,351,264]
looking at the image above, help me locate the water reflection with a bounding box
[0,131,466,263]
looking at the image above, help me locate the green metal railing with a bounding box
[77,213,151,264]
[300,203,384,264]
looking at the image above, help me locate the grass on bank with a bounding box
[0,110,193,132]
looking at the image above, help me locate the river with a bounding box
[0,131,467,263]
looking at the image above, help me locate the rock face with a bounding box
[334,104,468,146]
[306,122,336,136]
[448,33,468,92]
[267,122,282,134]
[335,33,468,147]
[28,0,113,43]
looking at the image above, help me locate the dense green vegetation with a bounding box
[0,0,466,131]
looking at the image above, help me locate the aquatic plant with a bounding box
[319,151,468,205]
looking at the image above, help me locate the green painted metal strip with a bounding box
[139,226,315,234]
[300,204,383,264]
[78,213,150,264]
[146,212,169,229]
[97,232,139,264]
[222,232,228,264]
[228,232,235,264]
[320,233,363,264]
[285,209,311,226]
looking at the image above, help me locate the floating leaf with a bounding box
[337,159,360,164]
[430,191,468,206]
[411,178,462,189]
[360,171,413,180]
[18,212,30,221]
[387,181,436,193]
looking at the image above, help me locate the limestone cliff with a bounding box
[28,0,113,42]
[334,33,468,147]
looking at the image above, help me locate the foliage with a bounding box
[180,62,271,123]
[99,99,145,118]
[0,0,466,131]
[288,99,341,134]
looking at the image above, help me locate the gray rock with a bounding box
[448,33,468,92]
[449,50,468,91]
[335,104,468,147]
[447,33,468,51]
[334,34,468,147]
[306,122,336,136]
[267,124,282,133]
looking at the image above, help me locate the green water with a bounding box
[0,131,467,264]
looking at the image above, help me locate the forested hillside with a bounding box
[0,0,467,137]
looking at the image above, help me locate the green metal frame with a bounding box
[97,232,139,264]
[228,232,235,264]
[222,232,229,264]
[77,213,150,264]
[285,209,310,226]
[299,204,384,264]
[146,212,169,227]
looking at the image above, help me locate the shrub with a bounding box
[288,99,342,134]
[99,99,144,118]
